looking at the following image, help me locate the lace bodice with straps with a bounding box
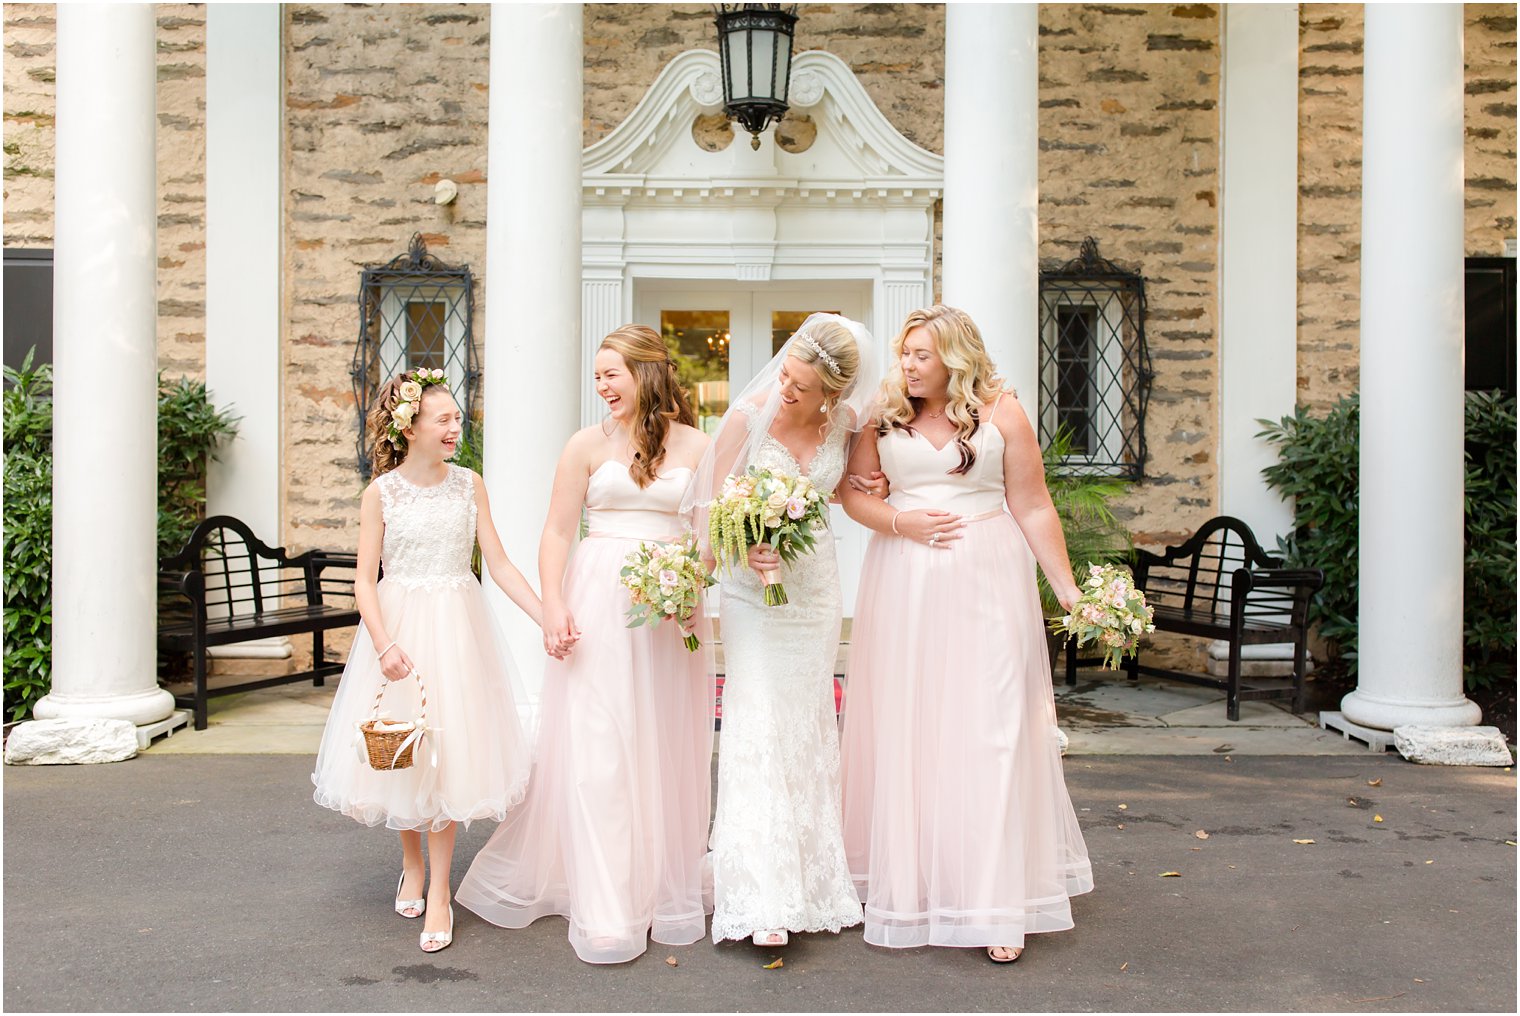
[375,464,478,592]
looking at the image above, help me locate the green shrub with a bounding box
[3,351,54,721]
[1259,391,1517,691]
[1039,428,1134,615]
[1463,391,1517,689]
[1257,395,1361,669]
[0,361,237,721]
[157,375,239,558]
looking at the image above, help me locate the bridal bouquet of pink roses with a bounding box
[707,466,831,606]
[1047,563,1156,670]
[620,532,711,652]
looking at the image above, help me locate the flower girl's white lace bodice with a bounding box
[376,464,478,592]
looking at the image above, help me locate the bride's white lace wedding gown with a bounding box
[709,401,864,942]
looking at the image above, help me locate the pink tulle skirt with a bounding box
[457,534,716,965]
[839,512,1093,949]
[311,578,531,832]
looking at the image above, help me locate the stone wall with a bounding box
[1295,4,1363,413]
[1465,4,1518,256]
[1295,3,1518,413]
[2,4,207,376]
[1038,3,1223,548]
[282,3,490,552]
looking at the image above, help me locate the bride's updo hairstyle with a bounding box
[600,324,698,489]
[787,317,861,411]
[878,304,1003,475]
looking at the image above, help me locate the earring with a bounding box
[819,401,830,415]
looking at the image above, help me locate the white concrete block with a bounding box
[4,718,139,765]
[1393,725,1514,767]
[1054,726,1069,756]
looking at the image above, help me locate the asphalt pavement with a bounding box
[3,754,1514,1013]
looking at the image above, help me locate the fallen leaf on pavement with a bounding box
[1159,871,1181,877]
[762,957,784,970]
[1120,962,1129,972]
[1194,830,1209,840]
[1347,796,1361,807]
[1118,804,1128,810]
[1373,814,1384,823]
[666,956,678,967]
[1189,847,1201,851]
[1506,841,1516,846]
[1425,860,1433,865]
[1293,838,1315,844]
[1367,778,1382,787]
[1117,823,1125,829]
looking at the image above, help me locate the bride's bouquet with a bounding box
[1048,563,1156,670]
[620,532,711,652]
[708,466,831,606]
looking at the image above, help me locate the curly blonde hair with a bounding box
[600,325,697,488]
[366,373,454,477]
[878,305,1003,475]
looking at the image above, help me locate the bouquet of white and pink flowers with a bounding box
[707,466,831,606]
[620,532,711,652]
[1048,563,1156,670]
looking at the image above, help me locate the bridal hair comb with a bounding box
[796,333,841,376]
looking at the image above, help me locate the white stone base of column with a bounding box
[1204,640,1315,679]
[1393,725,1514,767]
[1340,688,1482,732]
[1318,711,1398,752]
[33,685,177,727]
[4,718,139,765]
[1054,726,1069,757]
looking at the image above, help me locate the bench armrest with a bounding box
[1238,567,1325,593]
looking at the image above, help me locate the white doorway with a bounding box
[637,281,873,616]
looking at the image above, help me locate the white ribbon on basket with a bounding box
[355,668,440,770]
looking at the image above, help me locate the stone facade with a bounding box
[2,3,208,375]
[4,2,1515,566]
[282,3,490,550]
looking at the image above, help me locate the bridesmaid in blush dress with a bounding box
[838,305,1093,964]
[456,325,715,965]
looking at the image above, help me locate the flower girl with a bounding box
[312,369,540,953]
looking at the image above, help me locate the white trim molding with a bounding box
[581,48,944,425]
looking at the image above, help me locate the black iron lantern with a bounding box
[713,4,799,149]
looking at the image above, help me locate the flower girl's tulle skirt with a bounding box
[311,578,532,832]
[840,512,1093,949]
[457,534,716,965]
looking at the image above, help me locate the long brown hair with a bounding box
[878,305,1003,475]
[600,325,697,488]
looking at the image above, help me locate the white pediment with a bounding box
[582,48,943,196]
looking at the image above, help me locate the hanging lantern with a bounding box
[713,4,799,150]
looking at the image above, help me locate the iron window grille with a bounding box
[351,234,478,479]
[1037,237,1152,479]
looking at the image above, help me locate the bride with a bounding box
[684,313,880,948]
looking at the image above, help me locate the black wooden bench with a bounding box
[1064,515,1324,721]
[158,515,359,730]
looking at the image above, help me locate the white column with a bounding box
[206,3,281,538]
[204,4,292,658]
[1341,4,1480,731]
[36,3,175,726]
[484,3,583,702]
[1218,4,1297,545]
[943,2,1039,420]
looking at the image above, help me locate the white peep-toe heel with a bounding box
[420,905,454,953]
[751,929,789,947]
[394,871,425,919]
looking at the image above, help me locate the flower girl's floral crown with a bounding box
[388,368,450,442]
[795,332,841,376]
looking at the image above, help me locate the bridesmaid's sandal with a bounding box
[986,946,1023,964]
[420,905,454,953]
[752,930,789,947]
[394,871,425,919]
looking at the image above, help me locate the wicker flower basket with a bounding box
[357,670,429,771]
